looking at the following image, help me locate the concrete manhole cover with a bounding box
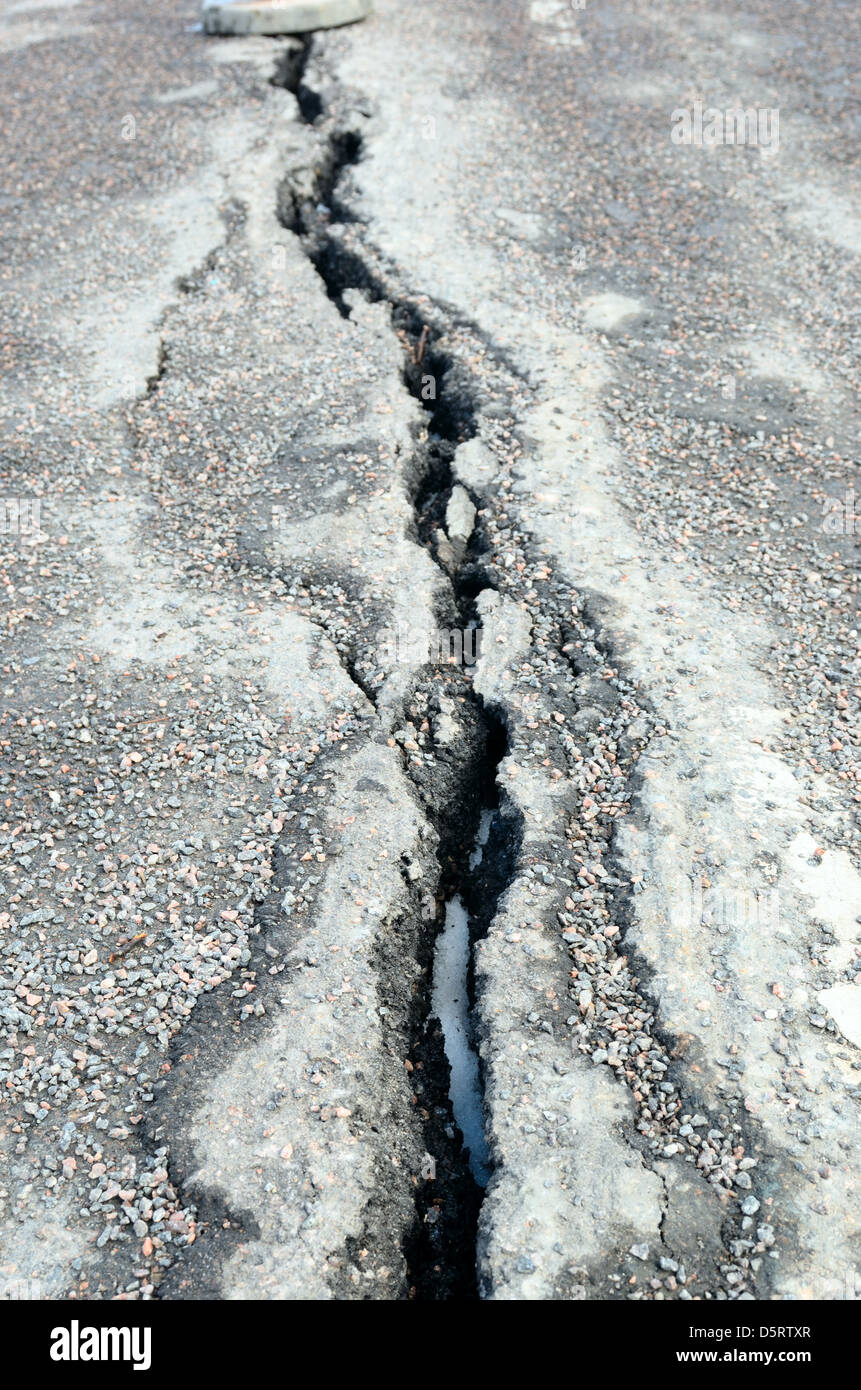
[202,0,373,35]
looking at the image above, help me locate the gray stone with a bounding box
[445,484,476,551]
[202,0,373,36]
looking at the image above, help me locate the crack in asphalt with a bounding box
[270,39,522,1298]
[140,34,774,1303]
[266,35,777,1300]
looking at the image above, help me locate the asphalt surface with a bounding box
[0,0,858,1302]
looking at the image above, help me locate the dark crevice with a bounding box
[397,281,771,1295]
[399,705,519,1300]
[309,234,377,316]
[389,319,516,1296]
[271,39,531,387]
[277,126,363,230]
[273,67,526,1297]
[343,647,378,709]
[270,35,322,124]
[273,40,366,316]
[143,342,169,399]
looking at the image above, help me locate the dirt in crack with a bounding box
[275,59,524,1298]
[393,312,519,1299]
[394,689,512,1301]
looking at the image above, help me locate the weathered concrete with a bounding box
[2,0,858,1305]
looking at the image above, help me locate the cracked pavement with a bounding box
[0,0,858,1302]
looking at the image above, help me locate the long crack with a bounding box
[288,44,780,1296]
[146,38,777,1302]
[272,36,777,1300]
[389,332,517,1299]
[269,39,524,1297]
